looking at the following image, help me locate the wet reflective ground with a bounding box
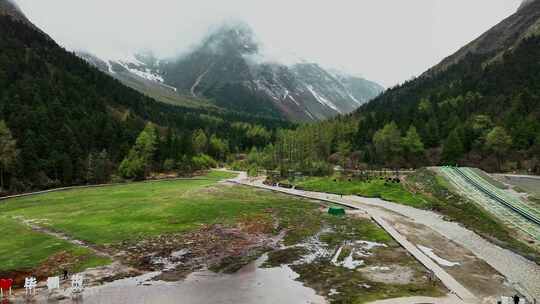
[66,255,326,304]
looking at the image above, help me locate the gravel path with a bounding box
[229,172,540,302]
[343,195,540,302]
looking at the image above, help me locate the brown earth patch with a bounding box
[111,216,283,281]
[0,251,86,288]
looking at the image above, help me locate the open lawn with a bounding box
[0,171,241,273]
[295,176,431,208]
[1,171,238,245]
[0,170,331,274]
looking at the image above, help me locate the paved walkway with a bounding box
[228,173,476,303]
[372,216,476,302]
[342,195,540,303]
[369,294,463,304]
[499,174,540,180]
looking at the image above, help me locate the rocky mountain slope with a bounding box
[76,51,215,109]
[0,0,45,34]
[80,23,383,121]
[426,0,540,75]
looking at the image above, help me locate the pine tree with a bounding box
[402,126,425,167]
[485,126,512,171]
[442,129,464,165]
[373,122,402,163]
[0,121,18,191]
[192,129,208,155]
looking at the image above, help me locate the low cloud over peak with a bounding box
[14,0,521,87]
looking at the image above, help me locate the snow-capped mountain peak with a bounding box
[78,22,383,121]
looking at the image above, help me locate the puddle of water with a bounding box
[66,254,327,304]
[341,249,364,269]
[292,228,333,264]
[331,247,365,270]
[354,240,387,250]
[151,249,190,271]
[417,245,460,267]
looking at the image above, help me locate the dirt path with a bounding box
[7,218,141,302]
[19,218,113,259]
[228,172,540,303]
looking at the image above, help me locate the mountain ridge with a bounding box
[79,23,384,121]
[0,0,48,35]
[425,0,540,76]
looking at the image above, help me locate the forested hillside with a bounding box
[244,6,540,175]
[348,34,540,171]
[0,12,290,194]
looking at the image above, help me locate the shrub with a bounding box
[192,154,218,170]
[118,155,145,180]
[230,160,249,171]
[163,158,176,171]
[307,161,333,176]
[247,165,260,177]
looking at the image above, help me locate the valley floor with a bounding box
[0,170,446,304]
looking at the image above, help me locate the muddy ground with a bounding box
[110,213,282,281]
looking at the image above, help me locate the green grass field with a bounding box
[0,171,324,274]
[0,217,109,273]
[0,171,241,273]
[1,171,237,245]
[295,176,431,208]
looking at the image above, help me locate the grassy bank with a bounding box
[295,176,431,208]
[0,171,235,273]
[0,216,109,274]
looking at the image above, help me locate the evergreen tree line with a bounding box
[0,16,285,194]
[247,36,540,175]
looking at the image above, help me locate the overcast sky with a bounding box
[15,0,522,87]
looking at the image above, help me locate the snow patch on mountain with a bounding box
[306,85,341,113]
[125,66,164,83]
